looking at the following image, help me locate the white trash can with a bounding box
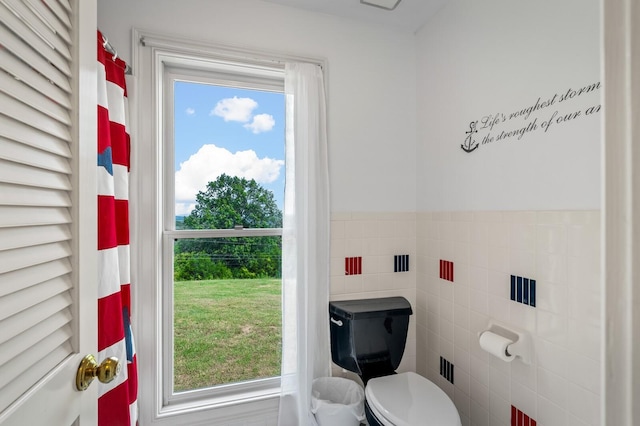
[311,377,365,426]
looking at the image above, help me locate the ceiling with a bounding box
[260,0,449,34]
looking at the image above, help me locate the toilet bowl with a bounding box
[364,372,461,426]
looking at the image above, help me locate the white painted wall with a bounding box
[416,0,601,211]
[97,0,417,212]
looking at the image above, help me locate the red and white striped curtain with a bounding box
[97,31,138,426]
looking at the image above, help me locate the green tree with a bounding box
[177,174,282,278]
[184,174,282,230]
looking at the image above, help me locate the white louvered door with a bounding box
[0,0,98,425]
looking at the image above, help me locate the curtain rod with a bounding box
[139,33,325,71]
[101,33,132,75]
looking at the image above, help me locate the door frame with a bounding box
[74,0,99,421]
[602,0,640,424]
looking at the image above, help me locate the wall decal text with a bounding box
[462,81,601,153]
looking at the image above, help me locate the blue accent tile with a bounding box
[530,280,536,307]
[510,274,537,308]
[440,357,455,384]
[517,276,523,303]
[394,255,410,273]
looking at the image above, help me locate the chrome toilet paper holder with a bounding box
[479,320,532,365]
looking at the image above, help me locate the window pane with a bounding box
[173,237,282,392]
[174,81,285,229]
[174,236,282,280]
[171,80,284,394]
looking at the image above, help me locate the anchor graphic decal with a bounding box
[461,121,479,153]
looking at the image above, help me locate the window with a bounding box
[164,76,286,399]
[134,31,306,423]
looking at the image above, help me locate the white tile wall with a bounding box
[416,210,601,426]
[327,210,600,426]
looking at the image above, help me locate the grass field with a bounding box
[173,278,282,392]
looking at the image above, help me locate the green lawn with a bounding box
[173,278,282,392]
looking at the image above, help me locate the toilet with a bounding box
[329,297,461,426]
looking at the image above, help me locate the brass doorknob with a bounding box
[76,354,121,391]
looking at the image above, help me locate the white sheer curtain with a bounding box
[279,62,331,426]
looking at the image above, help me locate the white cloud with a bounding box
[211,96,257,122]
[185,107,195,115]
[244,113,275,134]
[175,202,196,216]
[175,144,284,214]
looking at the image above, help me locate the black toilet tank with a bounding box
[329,297,413,380]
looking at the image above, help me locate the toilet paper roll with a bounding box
[479,331,515,362]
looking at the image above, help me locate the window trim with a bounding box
[132,29,324,424]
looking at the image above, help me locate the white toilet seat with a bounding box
[365,372,461,426]
[367,397,397,425]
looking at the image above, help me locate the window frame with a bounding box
[132,29,325,424]
[163,60,286,401]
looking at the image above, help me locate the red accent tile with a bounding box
[511,406,537,426]
[345,257,362,275]
[439,260,455,282]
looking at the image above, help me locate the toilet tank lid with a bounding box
[329,297,413,320]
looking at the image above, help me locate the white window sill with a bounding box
[155,385,281,425]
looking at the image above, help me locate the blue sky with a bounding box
[173,81,285,216]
